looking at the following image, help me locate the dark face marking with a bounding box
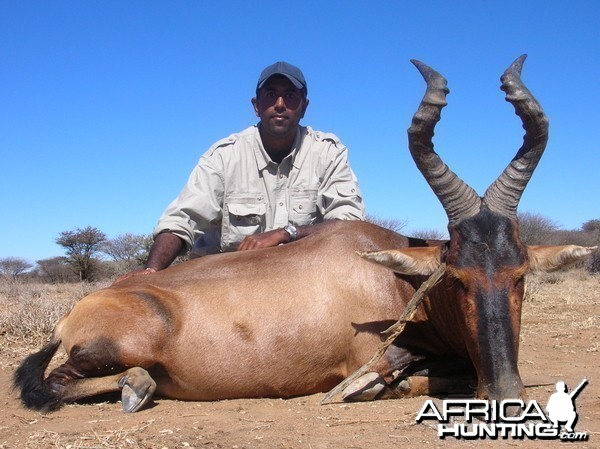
[473,287,521,392]
[449,207,527,274]
[444,206,527,399]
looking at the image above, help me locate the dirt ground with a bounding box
[1,273,598,449]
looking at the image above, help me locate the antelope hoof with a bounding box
[342,372,386,402]
[118,368,156,413]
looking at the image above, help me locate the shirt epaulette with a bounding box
[214,134,238,148]
[205,134,238,157]
[313,131,342,145]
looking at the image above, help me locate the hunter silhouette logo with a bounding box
[416,378,589,441]
[546,379,587,434]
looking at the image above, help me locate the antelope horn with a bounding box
[483,54,549,218]
[408,60,481,226]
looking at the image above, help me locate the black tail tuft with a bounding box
[12,339,62,411]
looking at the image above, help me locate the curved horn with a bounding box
[483,55,549,218]
[407,60,481,225]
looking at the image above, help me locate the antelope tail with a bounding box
[12,337,63,411]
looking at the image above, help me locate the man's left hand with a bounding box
[237,229,290,251]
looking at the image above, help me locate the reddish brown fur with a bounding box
[52,222,423,401]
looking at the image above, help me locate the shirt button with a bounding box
[279,202,284,206]
[298,205,303,210]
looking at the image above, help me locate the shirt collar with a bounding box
[253,125,305,170]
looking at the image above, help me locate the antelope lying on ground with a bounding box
[14,56,595,412]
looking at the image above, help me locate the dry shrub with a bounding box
[523,268,594,303]
[0,279,108,347]
[366,214,408,233]
[520,268,599,347]
[524,268,597,303]
[523,275,544,303]
[588,246,600,273]
[524,271,564,303]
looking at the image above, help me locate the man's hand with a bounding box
[237,229,290,251]
[112,267,157,286]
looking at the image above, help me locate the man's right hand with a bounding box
[112,267,157,286]
[112,232,184,286]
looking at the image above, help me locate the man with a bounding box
[117,61,364,282]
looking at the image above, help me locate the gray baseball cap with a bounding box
[256,61,307,92]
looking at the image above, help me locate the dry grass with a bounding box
[0,280,110,365]
[524,268,598,306]
[18,423,156,449]
[521,269,600,355]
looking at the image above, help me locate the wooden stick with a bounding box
[320,263,446,405]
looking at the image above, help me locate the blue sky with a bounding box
[1,1,598,263]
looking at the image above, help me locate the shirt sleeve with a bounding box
[153,153,225,251]
[318,143,365,221]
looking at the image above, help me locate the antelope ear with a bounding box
[357,247,442,276]
[528,245,598,273]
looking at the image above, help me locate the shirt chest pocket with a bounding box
[228,202,266,226]
[289,188,318,226]
[222,201,267,249]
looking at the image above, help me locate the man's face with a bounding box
[252,75,309,141]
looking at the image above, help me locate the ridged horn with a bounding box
[407,60,481,225]
[483,54,549,218]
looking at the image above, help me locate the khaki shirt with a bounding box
[154,125,365,254]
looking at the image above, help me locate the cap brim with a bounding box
[258,73,304,90]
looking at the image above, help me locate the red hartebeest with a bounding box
[14,56,595,412]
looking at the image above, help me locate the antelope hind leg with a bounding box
[58,366,156,413]
[118,367,156,412]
